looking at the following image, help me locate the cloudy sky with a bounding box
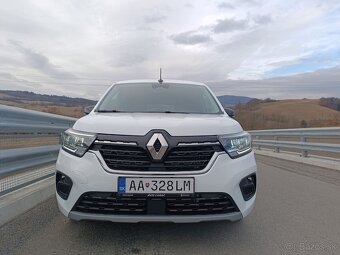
[0,0,340,99]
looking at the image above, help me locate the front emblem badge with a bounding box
[147,133,168,160]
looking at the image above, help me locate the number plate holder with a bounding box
[118,177,194,194]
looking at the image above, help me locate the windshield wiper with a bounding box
[96,109,122,113]
[163,111,190,114]
[96,110,190,114]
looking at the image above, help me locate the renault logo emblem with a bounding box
[147,133,168,160]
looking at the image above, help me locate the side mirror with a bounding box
[224,107,235,118]
[84,105,95,115]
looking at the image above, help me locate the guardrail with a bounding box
[0,145,61,176]
[0,105,77,195]
[1,105,339,195]
[249,127,340,158]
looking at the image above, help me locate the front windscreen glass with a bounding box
[96,83,223,114]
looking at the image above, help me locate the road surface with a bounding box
[1,155,340,255]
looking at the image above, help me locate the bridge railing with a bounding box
[0,105,77,195]
[249,127,340,158]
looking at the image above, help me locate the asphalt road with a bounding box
[1,155,340,255]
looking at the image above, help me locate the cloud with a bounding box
[212,18,248,33]
[0,71,46,92]
[170,31,211,45]
[0,0,339,100]
[253,15,272,25]
[9,40,75,79]
[0,70,109,99]
[210,15,271,35]
[207,66,340,99]
[184,3,194,8]
[144,14,167,24]
[217,2,235,9]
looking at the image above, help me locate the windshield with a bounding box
[96,83,223,114]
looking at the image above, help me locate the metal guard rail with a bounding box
[0,145,61,177]
[249,127,340,158]
[0,105,77,177]
[1,104,76,133]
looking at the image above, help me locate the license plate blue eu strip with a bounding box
[118,177,126,193]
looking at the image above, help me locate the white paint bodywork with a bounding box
[56,80,257,223]
[73,113,243,136]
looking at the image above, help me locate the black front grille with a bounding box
[93,144,222,172]
[98,145,150,171]
[163,146,219,171]
[90,131,224,172]
[73,192,147,215]
[72,192,239,215]
[166,193,238,215]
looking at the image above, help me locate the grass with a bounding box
[234,99,340,130]
[0,100,85,118]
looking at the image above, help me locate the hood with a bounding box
[73,112,243,136]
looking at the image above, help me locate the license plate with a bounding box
[118,177,194,194]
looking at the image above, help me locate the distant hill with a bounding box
[0,90,96,106]
[234,98,340,130]
[0,91,253,107]
[217,95,254,107]
[1,90,339,129]
[0,90,97,118]
[0,90,254,116]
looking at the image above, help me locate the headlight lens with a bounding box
[61,129,96,157]
[218,132,252,158]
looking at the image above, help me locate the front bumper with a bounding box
[68,211,243,223]
[56,149,257,223]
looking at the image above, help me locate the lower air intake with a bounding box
[72,192,239,215]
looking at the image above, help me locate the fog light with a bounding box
[239,173,256,201]
[56,172,73,200]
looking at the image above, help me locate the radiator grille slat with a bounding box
[92,143,222,172]
[72,192,239,215]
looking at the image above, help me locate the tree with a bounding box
[300,120,307,128]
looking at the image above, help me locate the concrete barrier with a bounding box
[0,176,55,227]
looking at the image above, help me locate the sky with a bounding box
[0,0,340,100]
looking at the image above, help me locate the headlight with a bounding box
[218,132,252,158]
[61,129,96,157]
